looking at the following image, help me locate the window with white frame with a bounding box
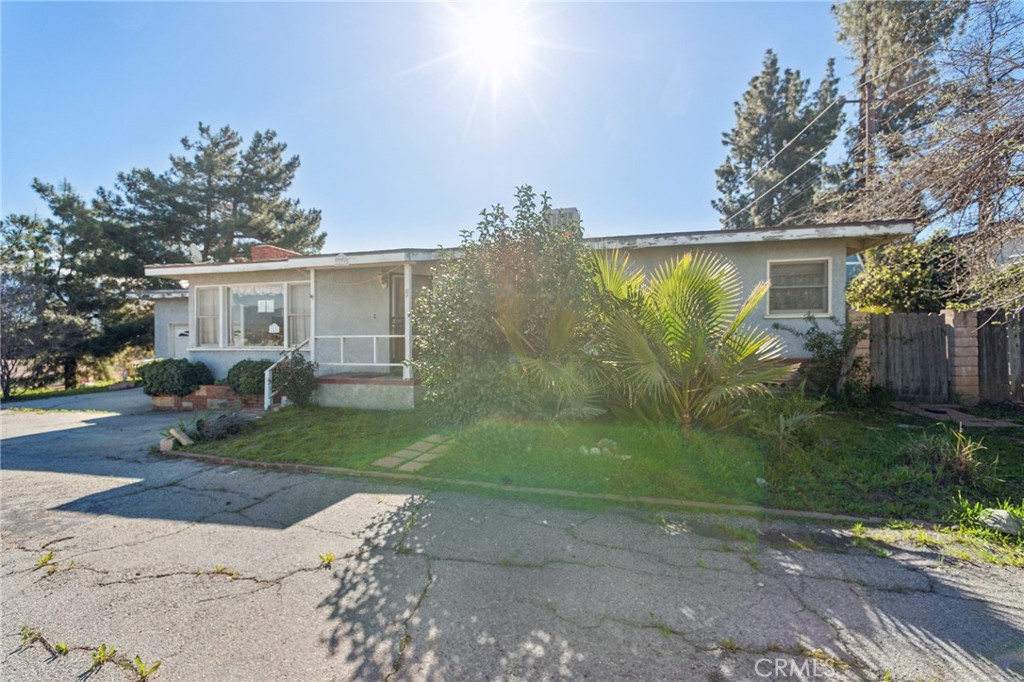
[195,287,220,346]
[193,282,310,349]
[229,285,285,347]
[767,259,830,316]
[287,283,311,346]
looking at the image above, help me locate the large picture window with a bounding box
[767,259,830,316]
[229,285,285,347]
[193,281,310,349]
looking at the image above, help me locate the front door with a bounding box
[389,274,431,364]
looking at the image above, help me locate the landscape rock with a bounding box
[979,508,1023,535]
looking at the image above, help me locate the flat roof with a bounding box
[144,220,915,278]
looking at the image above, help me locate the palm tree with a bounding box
[595,249,792,431]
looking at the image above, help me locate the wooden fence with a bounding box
[852,309,1024,404]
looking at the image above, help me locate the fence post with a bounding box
[942,309,980,405]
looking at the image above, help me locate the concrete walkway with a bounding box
[372,435,451,472]
[2,396,1022,681]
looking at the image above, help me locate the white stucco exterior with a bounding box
[143,221,915,402]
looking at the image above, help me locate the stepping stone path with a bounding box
[371,434,451,472]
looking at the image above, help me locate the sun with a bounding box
[451,3,537,94]
[456,4,533,84]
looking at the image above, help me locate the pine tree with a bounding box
[832,0,966,187]
[1,181,152,388]
[109,123,325,263]
[712,50,844,229]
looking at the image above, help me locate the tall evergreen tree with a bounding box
[1,181,152,388]
[107,123,325,263]
[712,50,844,229]
[832,0,966,187]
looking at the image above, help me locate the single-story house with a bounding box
[142,218,914,409]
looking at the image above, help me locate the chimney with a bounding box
[546,207,581,227]
[250,244,302,262]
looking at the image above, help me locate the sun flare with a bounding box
[455,4,534,87]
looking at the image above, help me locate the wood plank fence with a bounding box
[852,309,1024,404]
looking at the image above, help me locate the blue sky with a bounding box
[3,1,849,254]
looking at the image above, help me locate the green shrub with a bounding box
[774,315,869,401]
[138,359,213,396]
[414,185,596,425]
[900,424,991,486]
[595,249,793,431]
[742,385,825,455]
[272,354,318,406]
[226,359,274,396]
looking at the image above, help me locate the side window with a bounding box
[195,288,220,346]
[767,260,829,316]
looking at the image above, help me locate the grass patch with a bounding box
[187,403,1024,522]
[187,406,437,469]
[1,380,139,404]
[432,418,766,505]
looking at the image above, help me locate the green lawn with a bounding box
[185,403,1024,521]
[188,407,437,469]
[1,380,140,404]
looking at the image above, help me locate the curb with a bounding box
[167,449,894,525]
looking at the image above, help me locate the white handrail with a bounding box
[264,338,310,411]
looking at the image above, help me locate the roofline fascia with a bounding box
[144,222,916,278]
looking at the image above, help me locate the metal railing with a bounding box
[313,335,412,369]
[263,338,310,411]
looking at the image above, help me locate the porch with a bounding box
[301,261,429,410]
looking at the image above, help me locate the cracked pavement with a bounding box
[2,389,1022,681]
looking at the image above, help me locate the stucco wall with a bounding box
[620,238,849,359]
[313,265,431,372]
[153,299,189,358]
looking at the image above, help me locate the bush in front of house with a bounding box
[138,359,214,397]
[272,353,318,406]
[226,359,274,396]
[413,185,598,425]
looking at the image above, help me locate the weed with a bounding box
[744,385,824,455]
[851,522,865,537]
[719,637,740,652]
[54,642,69,656]
[211,565,239,579]
[20,626,43,647]
[901,424,991,486]
[319,552,336,569]
[36,552,56,568]
[46,565,58,576]
[799,645,849,668]
[943,426,988,484]
[127,655,162,680]
[91,643,117,669]
[742,553,762,571]
[66,561,75,570]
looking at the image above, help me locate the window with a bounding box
[287,283,311,346]
[229,285,284,347]
[767,259,830,316]
[195,288,220,346]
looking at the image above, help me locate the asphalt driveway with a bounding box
[1,391,1022,681]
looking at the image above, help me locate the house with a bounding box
[142,219,915,409]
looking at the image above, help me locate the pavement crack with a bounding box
[384,556,434,682]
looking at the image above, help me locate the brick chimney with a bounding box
[250,244,302,262]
